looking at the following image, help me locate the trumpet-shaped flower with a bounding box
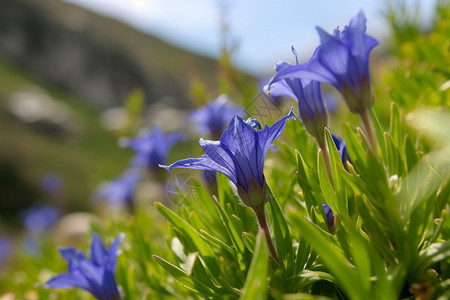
[46,233,124,300]
[129,126,185,171]
[265,60,327,144]
[21,204,59,234]
[268,11,378,113]
[98,170,141,208]
[331,134,351,167]
[160,108,296,207]
[322,204,336,233]
[189,95,244,138]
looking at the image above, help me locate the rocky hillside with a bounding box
[0,0,219,109]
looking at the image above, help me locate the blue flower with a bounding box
[129,126,185,171]
[40,173,63,194]
[268,11,378,113]
[46,233,124,300]
[331,134,351,168]
[322,204,336,233]
[265,60,328,144]
[21,204,59,234]
[188,95,244,138]
[0,237,12,268]
[98,170,141,208]
[160,108,296,207]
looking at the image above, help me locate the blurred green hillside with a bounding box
[0,0,228,225]
[0,54,132,217]
[0,0,221,109]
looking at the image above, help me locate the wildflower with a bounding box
[265,60,328,145]
[188,95,244,139]
[98,170,141,209]
[40,173,63,194]
[267,11,379,154]
[20,204,59,255]
[258,77,285,107]
[21,204,59,234]
[0,238,12,268]
[322,204,336,233]
[46,233,124,300]
[129,126,185,171]
[331,134,351,168]
[268,11,378,114]
[160,108,295,208]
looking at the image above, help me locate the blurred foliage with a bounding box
[0,55,133,214]
[378,0,450,111]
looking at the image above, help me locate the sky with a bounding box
[62,0,436,76]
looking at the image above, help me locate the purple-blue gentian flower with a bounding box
[129,126,185,171]
[268,11,378,113]
[40,173,63,194]
[265,60,327,145]
[21,205,58,255]
[21,204,59,234]
[188,94,244,139]
[0,237,12,268]
[331,134,351,168]
[322,204,336,233]
[160,108,296,207]
[46,233,124,300]
[258,77,285,107]
[98,170,141,208]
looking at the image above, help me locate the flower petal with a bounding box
[160,156,237,184]
[267,62,336,93]
[316,27,349,76]
[45,272,90,290]
[255,108,296,184]
[105,233,124,272]
[58,247,87,272]
[90,233,108,266]
[220,115,259,191]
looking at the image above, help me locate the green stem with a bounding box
[253,204,280,265]
[359,108,378,156]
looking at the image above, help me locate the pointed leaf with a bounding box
[240,231,269,300]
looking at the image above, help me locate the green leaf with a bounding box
[153,255,220,299]
[289,213,368,300]
[384,132,406,177]
[287,270,336,291]
[155,202,222,278]
[371,109,387,159]
[343,123,368,177]
[242,232,256,254]
[199,229,235,256]
[267,185,294,276]
[346,228,371,294]
[295,149,324,211]
[404,135,419,172]
[317,149,338,214]
[211,196,246,259]
[283,294,332,300]
[294,235,313,274]
[390,102,402,148]
[240,231,269,300]
[415,241,450,275]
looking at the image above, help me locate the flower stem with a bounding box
[359,108,378,156]
[253,205,280,265]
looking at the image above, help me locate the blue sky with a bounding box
[62,0,435,76]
